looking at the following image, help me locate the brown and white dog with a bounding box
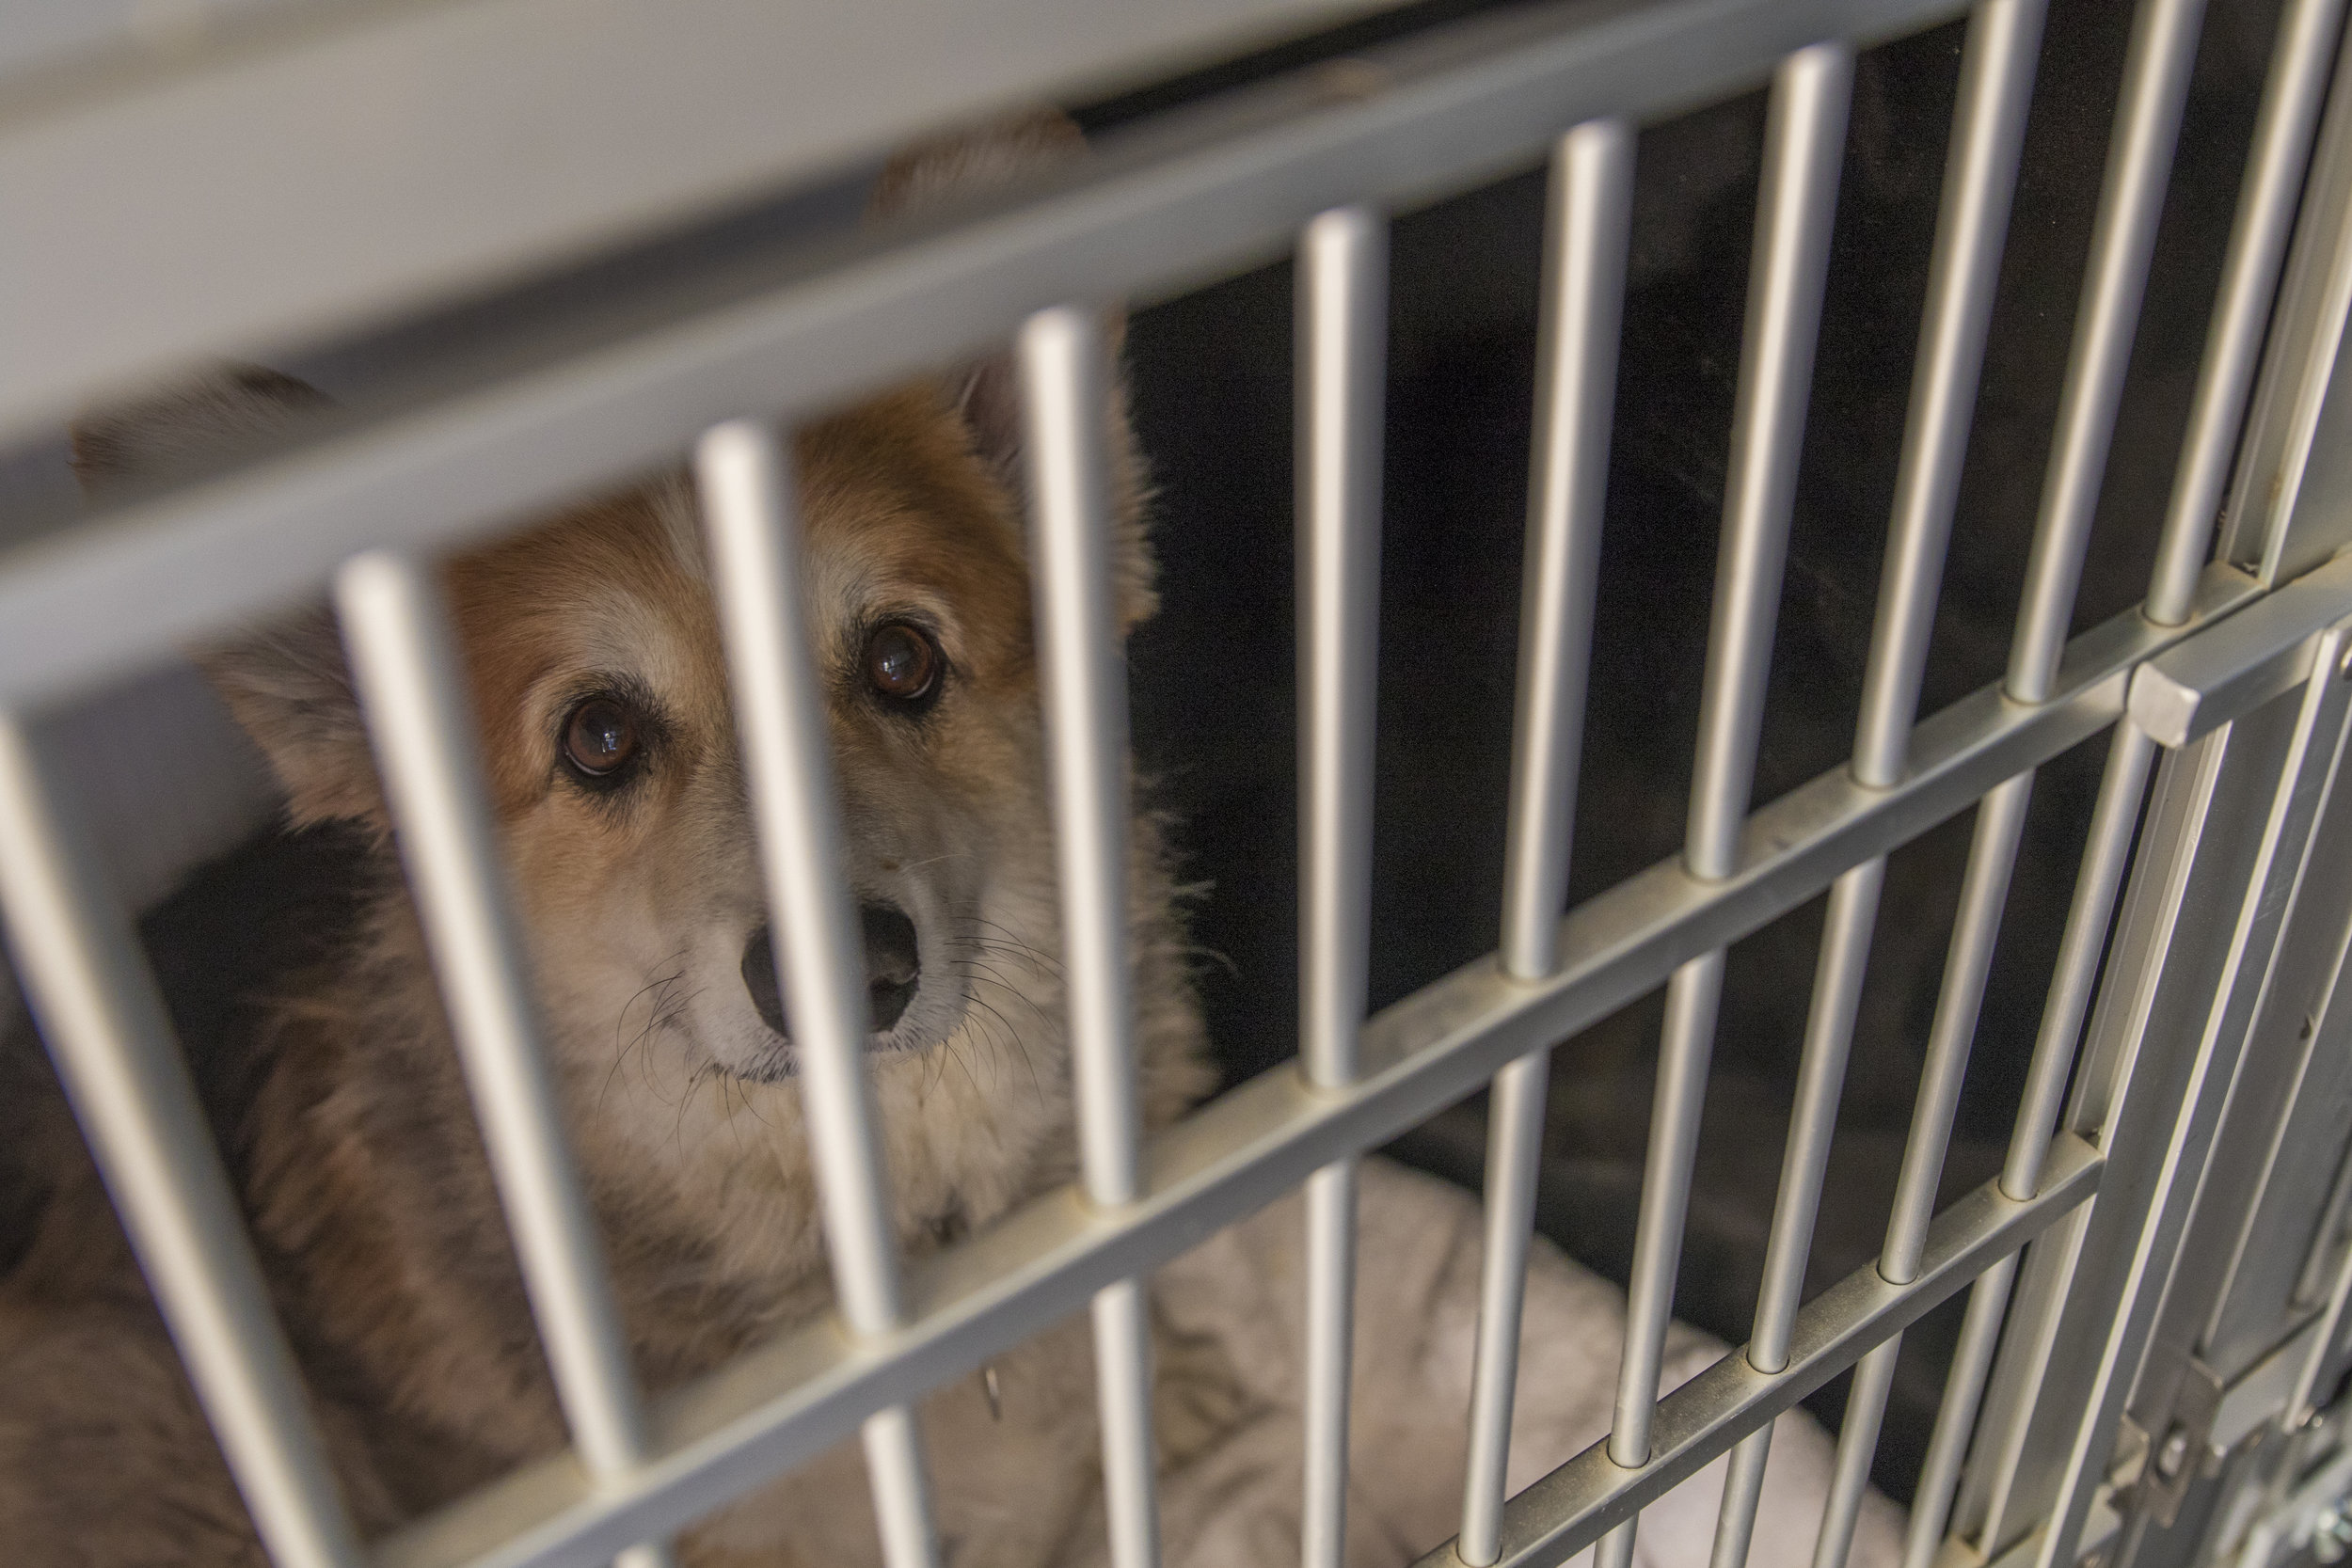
[0,118,1901,1568]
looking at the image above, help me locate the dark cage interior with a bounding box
[0,0,2296,1524]
[1107,0,2287,1505]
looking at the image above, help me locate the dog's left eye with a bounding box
[864,622,943,708]
[562,697,642,779]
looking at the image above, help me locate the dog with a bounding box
[0,116,1902,1567]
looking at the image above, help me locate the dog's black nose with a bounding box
[740,903,921,1038]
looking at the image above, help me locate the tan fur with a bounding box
[9,358,1216,1563]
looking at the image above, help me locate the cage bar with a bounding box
[1601,46,1852,1568]
[1804,774,2030,1568]
[1899,1252,2019,1568]
[1295,199,1388,1568]
[0,717,367,1568]
[1461,115,1635,1568]
[1681,40,1855,882]
[1851,0,2047,789]
[334,552,676,1568]
[695,420,942,1568]
[2003,723,2160,1199]
[1812,1339,1900,1568]
[1021,302,1164,1568]
[1881,774,2034,1283]
[1497,117,1636,982]
[2146,0,2351,625]
[1462,1051,1555,1568]
[1743,873,1880,1359]
[2007,0,2210,703]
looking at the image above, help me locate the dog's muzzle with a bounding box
[740,903,921,1043]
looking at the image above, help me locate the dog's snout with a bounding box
[740,904,921,1038]
[861,903,920,1032]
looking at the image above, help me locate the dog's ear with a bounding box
[72,370,381,832]
[71,365,332,499]
[871,111,1090,486]
[872,111,1158,628]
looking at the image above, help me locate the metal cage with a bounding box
[4,0,2352,1566]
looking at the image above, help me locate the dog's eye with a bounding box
[865,622,942,708]
[562,697,641,778]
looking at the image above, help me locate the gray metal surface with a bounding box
[1465,113,1633,1568]
[0,0,1411,444]
[1022,303,1163,1568]
[1415,1136,2105,1568]
[2005,0,2206,705]
[1296,200,1386,1568]
[1963,636,2352,1568]
[2144,0,2350,625]
[1848,0,2043,787]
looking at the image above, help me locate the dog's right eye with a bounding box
[562,697,642,780]
[864,621,943,711]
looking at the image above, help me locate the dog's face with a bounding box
[72,132,1198,1285]
[440,393,1043,1094]
[82,359,1164,1256]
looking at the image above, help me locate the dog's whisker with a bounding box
[967,918,1066,975]
[958,993,1023,1095]
[946,960,1057,1027]
[960,990,1041,1101]
[601,958,691,1112]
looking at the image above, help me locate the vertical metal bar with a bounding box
[1610,944,1728,1449]
[1498,117,1635,979]
[2007,0,2211,702]
[1297,202,1385,1094]
[1683,40,1853,880]
[1600,53,1851,1568]
[1021,303,1161,1568]
[1749,860,1883,1371]
[1813,1338,1902,1568]
[1091,1277,1161,1568]
[1459,116,1633,1568]
[1804,774,2028,1560]
[1296,200,1387,1568]
[2002,721,2159,1199]
[0,717,366,1568]
[1882,772,2034,1284]
[1710,1427,1776,1568]
[1900,1253,2019,1568]
[2292,1213,2352,1428]
[1462,1048,1553,1568]
[695,421,939,1568]
[1851,0,2048,787]
[333,554,677,1568]
[2145,0,2351,625]
[1301,1159,1359,1568]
